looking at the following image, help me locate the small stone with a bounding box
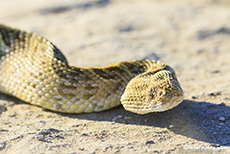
[211,70,220,74]
[118,25,134,33]
[146,140,155,145]
[169,125,174,128]
[191,96,197,99]
[78,148,84,151]
[209,92,221,96]
[72,124,80,127]
[82,133,89,136]
[8,112,16,117]
[219,117,225,122]
[128,146,134,149]
[36,135,45,141]
[0,142,6,150]
[39,120,46,124]
[219,122,224,126]
[124,116,132,120]
[112,115,123,122]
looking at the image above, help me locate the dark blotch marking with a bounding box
[57,87,76,98]
[55,103,62,110]
[123,62,144,75]
[54,97,63,101]
[93,66,128,80]
[53,64,88,83]
[0,25,12,47]
[60,84,76,90]
[92,68,116,80]
[112,80,123,92]
[0,25,26,48]
[82,93,94,99]
[68,67,92,81]
[53,45,68,64]
[142,69,163,77]
[69,67,85,75]
[83,84,97,91]
[57,88,66,96]
[57,71,65,78]
[140,65,173,78]
[107,66,126,74]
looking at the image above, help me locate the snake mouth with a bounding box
[122,87,184,114]
[130,94,184,114]
[152,94,184,112]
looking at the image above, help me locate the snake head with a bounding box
[121,66,184,114]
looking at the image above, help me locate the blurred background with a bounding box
[1,0,230,97]
[0,0,229,65]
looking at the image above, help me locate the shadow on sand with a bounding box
[1,93,229,146]
[61,99,230,146]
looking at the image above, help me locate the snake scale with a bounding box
[0,24,183,114]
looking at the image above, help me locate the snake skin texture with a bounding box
[0,24,184,114]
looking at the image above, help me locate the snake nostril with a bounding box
[159,91,163,96]
[158,90,166,97]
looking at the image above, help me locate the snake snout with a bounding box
[145,75,184,112]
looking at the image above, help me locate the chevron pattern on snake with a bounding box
[0,24,183,114]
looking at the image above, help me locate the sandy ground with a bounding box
[0,0,230,153]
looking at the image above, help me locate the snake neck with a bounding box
[51,59,159,112]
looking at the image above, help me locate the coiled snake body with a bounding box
[0,24,183,114]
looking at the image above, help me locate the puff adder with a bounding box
[0,24,183,114]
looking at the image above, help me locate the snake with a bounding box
[0,24,184,114]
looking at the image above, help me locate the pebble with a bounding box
[0,142,6,150]
[39,120,46,124]
[169,125,174,128]
[209,92,221,96]
[145,140,155,145]
[81,133,89,136]
[211,70,220,74]
[112,115,123,122]
[191,96,197,99]
[78,148,84,151]
[124,116,132,120]
[219,117,225,122]
[36,135,45,141]
[219,122,224,126]
[8,112,16,117]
